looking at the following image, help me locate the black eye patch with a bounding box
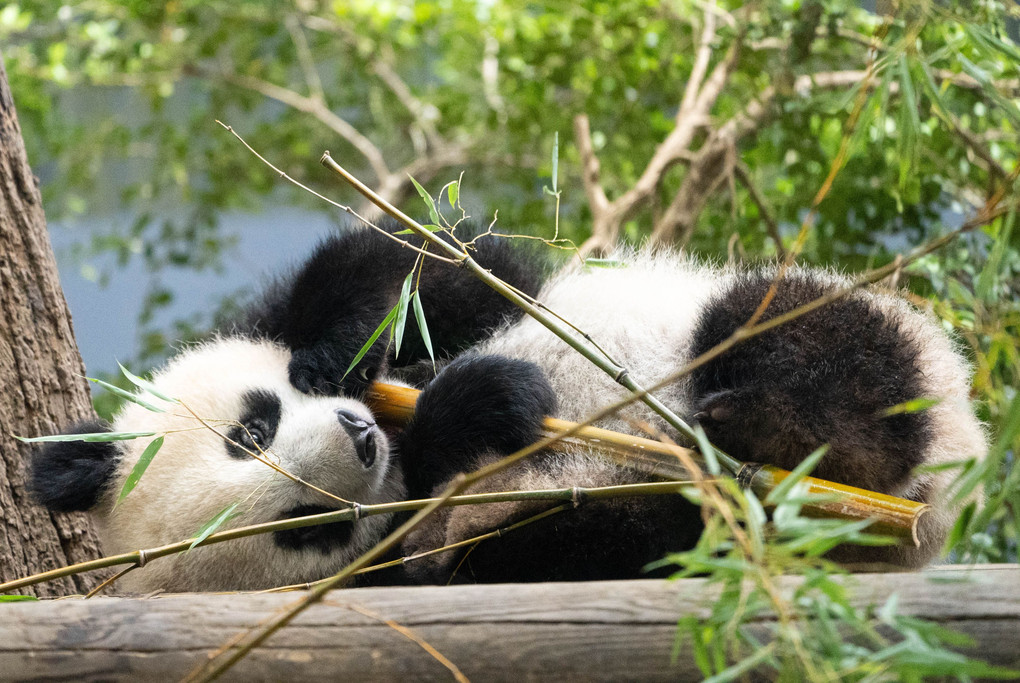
[226,389,282,459]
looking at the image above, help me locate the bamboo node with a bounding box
[571,486,585,508]
[136,549,148,568]
[351,503,363,521]
[736,462,764,489]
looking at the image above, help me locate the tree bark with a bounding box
[0,52,105,595]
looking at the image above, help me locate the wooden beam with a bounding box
[2,567,1017,680]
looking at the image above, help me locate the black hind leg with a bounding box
[689,271,932,495]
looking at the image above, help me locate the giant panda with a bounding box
[30,221,986,592]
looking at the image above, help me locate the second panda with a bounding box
[31,222,986,591]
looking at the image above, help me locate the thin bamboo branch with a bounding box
[0,481,691,595]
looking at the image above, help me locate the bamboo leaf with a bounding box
[115,436,164,507]
[342,305,398,380]
[118,361,179,403]
[87,377,166,413]
[963,23,1020,64]
[393,273,413,358]
[411,291,436,370]
[441,180,459,209]
[945,501,976,551]
[0,595,38,602]
[17,431,157,443]
[408,175,441,226]
[190,503,241,550]
[880,397,941,417]
[692,424,720,476]
[702,643,775,683]
[765,445,828,505]
[583,257,625,268]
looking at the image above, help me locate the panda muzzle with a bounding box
[335,409,378,468]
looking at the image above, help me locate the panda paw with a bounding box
[288,345,379,398]
[400,354,557,495]
[419,353,556,453]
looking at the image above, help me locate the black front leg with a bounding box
[237,221,548,398]
[399,354,557,499]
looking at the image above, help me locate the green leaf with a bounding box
[342,305,398,380]
[394,224,441,236]
[190,503,241,549]
[17,431,157,443]
[583,258,625,268]
[408,175,441,226]
[879,397,941,417]
[411,291,435,370]
[692,424,720,476]
[702,643,775,683]
[765,445,828,506]
[393,273,413,358]
[441,180,459,208]
[944,500,976,551]
[87,377,166,413]
[115,436,164,507]
[118,362,179,404]
[0,595,38,603]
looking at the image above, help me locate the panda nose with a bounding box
[335,409,378,468]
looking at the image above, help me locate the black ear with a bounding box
[30,419,121,512]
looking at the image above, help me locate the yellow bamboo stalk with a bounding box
[366,382,929,544]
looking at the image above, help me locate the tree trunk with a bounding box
[0,52,105,596]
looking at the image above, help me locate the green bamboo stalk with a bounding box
[0,481,689,595]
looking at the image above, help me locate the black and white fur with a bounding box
[31,222,986,591]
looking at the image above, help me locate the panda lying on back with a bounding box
[31,222,986,592]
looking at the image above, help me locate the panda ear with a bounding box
[30,419,121,512]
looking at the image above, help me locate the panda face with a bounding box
[93,338,404,591]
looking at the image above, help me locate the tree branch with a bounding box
[370,46,444,152]
[188,65,391,182]
[678,3,718,122]
[284,13,325,104]
[734,162,788,259]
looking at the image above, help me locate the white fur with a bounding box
[478,252,721,434]
[101,338,405,592]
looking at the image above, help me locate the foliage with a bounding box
[3,0,1020,678]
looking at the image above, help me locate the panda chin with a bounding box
[273,504,353,555]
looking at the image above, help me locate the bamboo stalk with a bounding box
[0,481,690,595]
[366,382,929,543]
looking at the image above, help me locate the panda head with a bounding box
[30,337,405,593]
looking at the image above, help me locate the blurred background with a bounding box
[2,0,1017,559]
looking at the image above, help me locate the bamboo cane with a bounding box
[366,382,929,545]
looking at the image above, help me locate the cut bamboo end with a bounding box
[742,464,929,545]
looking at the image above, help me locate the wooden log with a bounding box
[0,567,1017,681]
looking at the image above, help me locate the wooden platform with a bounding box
[2,566,1018,681]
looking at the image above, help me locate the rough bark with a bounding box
[0,52,105,595]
